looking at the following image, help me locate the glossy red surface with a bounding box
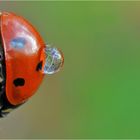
[0,12,46,105]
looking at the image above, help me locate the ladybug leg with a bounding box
[0,64,4,82]
[0,42,5,89]
[0,39,5,108]
[0,93,23,117]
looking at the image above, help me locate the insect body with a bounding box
[0,12,64,117]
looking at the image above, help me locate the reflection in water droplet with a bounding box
[44,46,64,74]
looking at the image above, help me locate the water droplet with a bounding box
[44,46,64,74]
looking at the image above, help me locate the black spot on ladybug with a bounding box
[36,61,43,71]
[13,78,25,87]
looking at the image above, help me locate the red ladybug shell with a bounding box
[0,12,46,105]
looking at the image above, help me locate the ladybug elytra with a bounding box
[0,12,64,117]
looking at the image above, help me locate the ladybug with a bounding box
[0,12,64,117]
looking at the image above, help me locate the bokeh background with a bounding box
[0,1,140,139]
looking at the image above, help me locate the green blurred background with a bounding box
[0,1,140,139]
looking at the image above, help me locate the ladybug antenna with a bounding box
[43,44,64,75]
